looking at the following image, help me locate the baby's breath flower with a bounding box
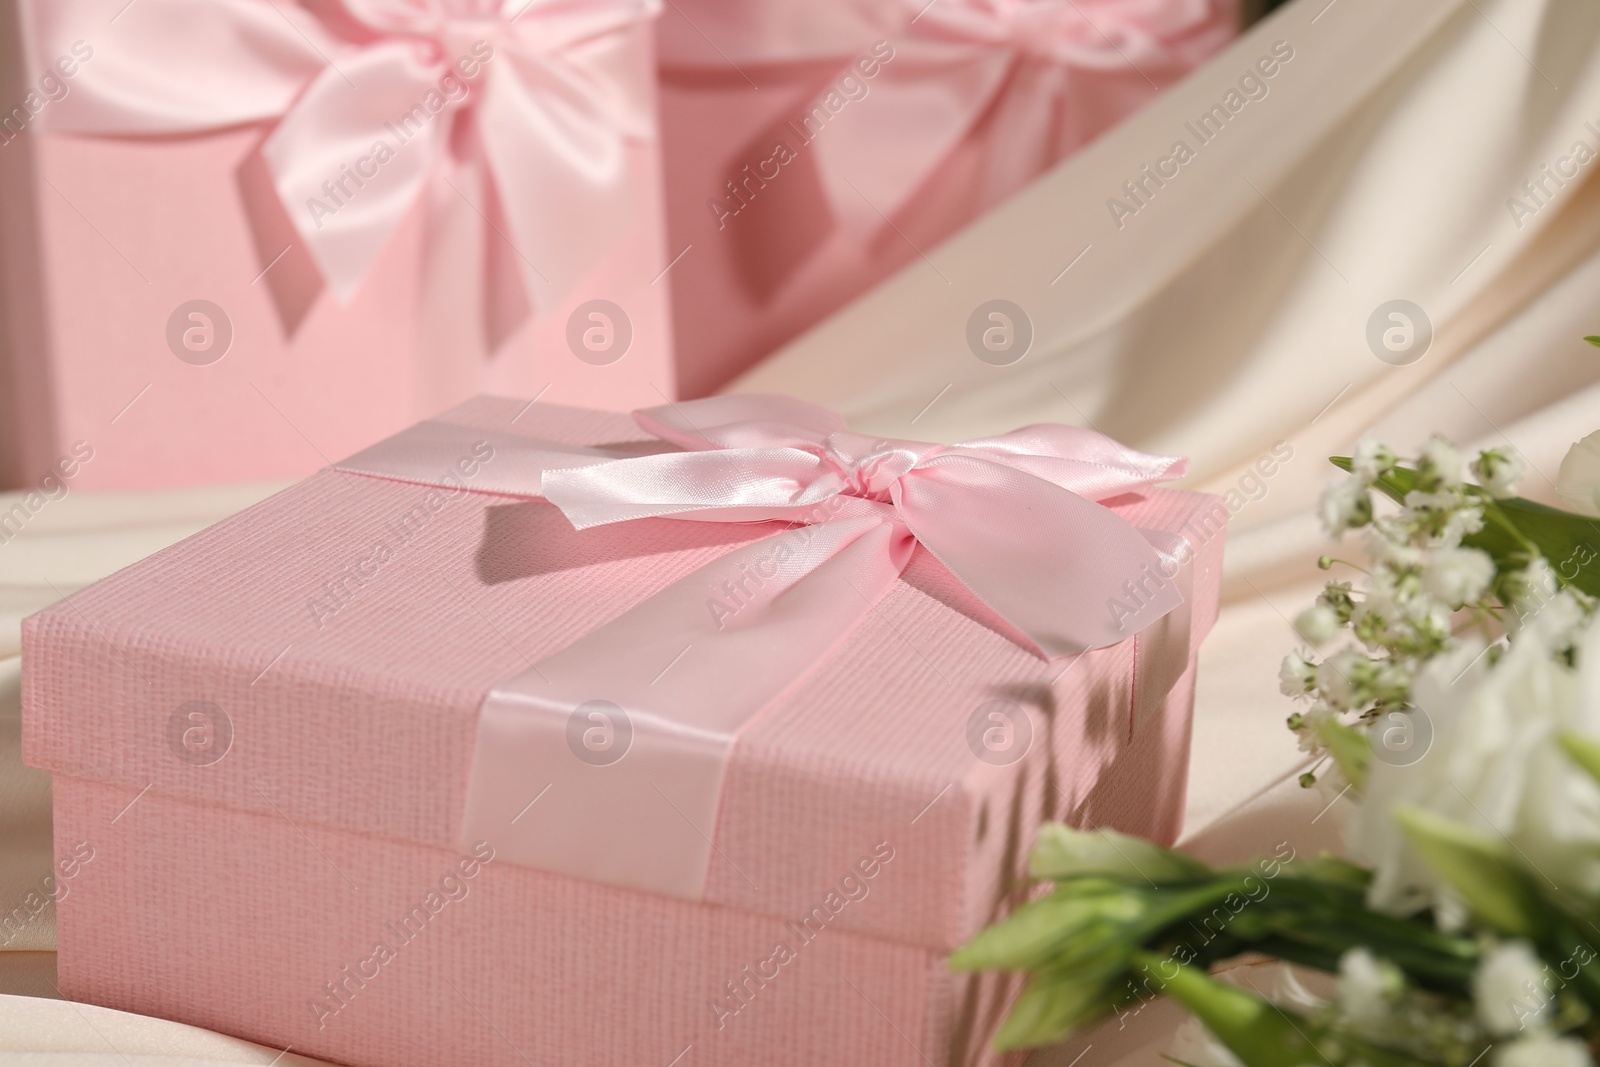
[1517,589,1589,654]
[1359,578,1409,629]
[1316,649,1368,710]
[1295,703,1335,753]
[1279,651,1317,697]
[1417,435,1464,490]
[1320,478,1373,537]
[1435,506,1485,549]
[1337,948,1404,1032]
[1294,604,1340,647]
[1495,1033,1593,1067]
[1472,447,1525,499]
[1400,491,1483,548]
[1421,547,1495,609]
[1318,581,1357,621]
[1505,557,1560,625]
[1290,432,1595,826]
[1473,941,1550,1036]
[1363,526,1424,569]
[1352,434,1398,483]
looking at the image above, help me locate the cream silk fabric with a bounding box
[5,0,1600,1061]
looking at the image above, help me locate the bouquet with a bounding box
[954,363,1600,1067]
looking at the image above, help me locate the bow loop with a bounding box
[949,424,1188,499]
[535,394,1189,658]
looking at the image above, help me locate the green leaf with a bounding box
[1558,732,1600,787]
[1585,336,1600,347]
[991,968,1123,1050]
[949,884,1143,972]
[1134,953,1328,1066]
[1393,806,1545,938]
[1274,854,1373,892]
[1481,496,1600,597]
[1143,954,1450,1067]
[1316,720,1371,794]
[1029,823,1210,885]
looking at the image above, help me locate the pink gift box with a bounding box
[656,0,1239,397]
[0,0,675,492]
[23,396,1225,1066]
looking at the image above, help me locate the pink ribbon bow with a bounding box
[36,0,659,347]
[539,393,1189,655]
[666,0,1224,232]
[339,394,1192,897]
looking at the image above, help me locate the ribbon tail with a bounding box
[461,516,914,899]
[334,419,671,495]
[478,19,655,314]
[811,41,1012,231]
[415,138,491,401]
[480,151,537,352]
[415,132,533,375]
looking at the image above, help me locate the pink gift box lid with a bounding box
[22,396,1224,951]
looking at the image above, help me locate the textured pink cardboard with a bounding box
[24,396,1226,1065]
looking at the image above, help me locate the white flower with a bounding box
[1349,620,1600,915]
[1402,491,1484,548]
[1506,558,1560,628]
[1280,651,1317,696]
[1362,526,1424,570]
[1316,650,1365,709]
[1495,1032,1593,1067]
[1519,590,1589,654]
[1473,447,1525,499]
[1421,547,1495,608]
[1473,941,1551,1035]
[1353,434,1397,483]
[1557,429,1600,517]
[1435,505,1485,549]
[1294,604,1341,647]
[1419,435,1464,489]
[1337,948,1402,1031]
[1320,478,1372,537]
[1296,704,1335,753]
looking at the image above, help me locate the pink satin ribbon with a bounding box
[663,0,1219,229]
[34,0,659,347]
[337,394,1193,898]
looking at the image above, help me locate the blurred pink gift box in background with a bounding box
[657,0,1239,397]
[0,0,674,491]
[0,0,1238,488]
